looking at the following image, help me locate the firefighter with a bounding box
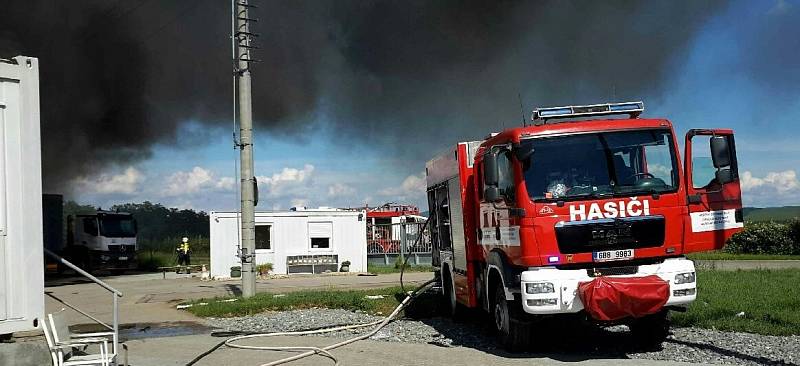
[176,237,191,271]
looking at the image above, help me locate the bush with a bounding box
[256,263,273,275]
[724,221,796,255]
[791,219,800,247]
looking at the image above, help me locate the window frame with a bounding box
[254,223,274,252]
[308,221,334,252]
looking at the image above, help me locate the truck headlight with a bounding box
[100,255,110,261]
[525,282,555,294]
[674,272,695,284]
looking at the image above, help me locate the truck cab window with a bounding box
[497,150,515,202]
[691,135,716,188]
[83,218,98,236]
[524,129,678,201]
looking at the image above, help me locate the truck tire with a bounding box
[629,309,670,347]
[494,285,530,352]
[442,270,464,319]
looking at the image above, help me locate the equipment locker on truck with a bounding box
[426,101,743,350]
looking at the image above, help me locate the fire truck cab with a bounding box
[426,101,743,350]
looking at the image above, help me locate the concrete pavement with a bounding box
[126,333,705,366]
[44,271,433,325]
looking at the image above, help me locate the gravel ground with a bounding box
[206,309,800,366]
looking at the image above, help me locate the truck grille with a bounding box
[554,215,665,254]
[107,245,135,253]
[587,266,638,277]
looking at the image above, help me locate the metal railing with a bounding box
[44,248,123,365]
[367,222,431,254]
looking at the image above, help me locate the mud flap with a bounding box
[578,275,669,321]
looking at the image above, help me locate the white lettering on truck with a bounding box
[569,198,651,221]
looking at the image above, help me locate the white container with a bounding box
[0,56,44,335]
[210,209,367,278]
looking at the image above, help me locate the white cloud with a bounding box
[377,172,426,208]
[290,198,309,208]
[163,166,234,196]
[740,170,800,206]
[379,172,426,197]
[741,170,799,193]
[328,183,356,197]
[73,167,144,195]
[216,176,236,191]
[256,164,315,197]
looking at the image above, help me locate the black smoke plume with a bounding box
[0,0,737,193]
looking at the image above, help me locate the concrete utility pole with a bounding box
[235,0,257,298]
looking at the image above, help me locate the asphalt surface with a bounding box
[44,271,433,325]
[126,333,704,366]
[39,262,800,366]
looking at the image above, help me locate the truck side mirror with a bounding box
[715,168,734,185]
[483,150,499,187]
[484,186,501,202]
[710,136,731,168]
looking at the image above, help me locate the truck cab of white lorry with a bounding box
[67,211,138,272]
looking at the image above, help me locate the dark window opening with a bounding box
[311,237,330,249]
[83,218,98,236]
[255,225,271,250]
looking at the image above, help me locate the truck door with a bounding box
[683,129,743,252]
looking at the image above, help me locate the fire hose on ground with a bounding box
[186,218,435,366]
[185,279,435,366]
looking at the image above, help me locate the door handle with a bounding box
[687,194,702,204]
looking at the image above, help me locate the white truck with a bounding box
[0,56,44,336]
[64,209,138,274]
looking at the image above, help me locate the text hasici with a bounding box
[569,198,651,221]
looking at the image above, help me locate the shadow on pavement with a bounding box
[401,291,789,365]
[224,284,242,297]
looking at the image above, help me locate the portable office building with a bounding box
[210,208,367,278]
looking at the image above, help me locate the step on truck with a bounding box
[426,101,743,350]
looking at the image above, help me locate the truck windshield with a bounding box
[99,216,137,237]
[522,129,678,201]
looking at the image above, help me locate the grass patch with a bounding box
[184,268,800,336]
[673,269,800,336]
[367,264,434,274]
[687,252,800,260]
[185,287,407,318]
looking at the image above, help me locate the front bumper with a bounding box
[91,251,138,269]
[520,257,696,315]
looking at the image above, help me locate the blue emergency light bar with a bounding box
[531,101,644,124]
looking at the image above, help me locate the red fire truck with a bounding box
[426,101,743,350]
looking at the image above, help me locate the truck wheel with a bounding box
[629,310,670,348]
[442,270,464,319]
[494,286,530,352]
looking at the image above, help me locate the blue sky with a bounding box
[73,0,799,210]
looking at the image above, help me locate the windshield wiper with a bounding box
[558,191,614,201]
[613,185,666,198]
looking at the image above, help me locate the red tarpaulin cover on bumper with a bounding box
[578,275,670,321]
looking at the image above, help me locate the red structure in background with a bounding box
[357,203,421,253]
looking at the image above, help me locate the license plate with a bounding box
[593,249,634,262]
[118,256,128,261]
